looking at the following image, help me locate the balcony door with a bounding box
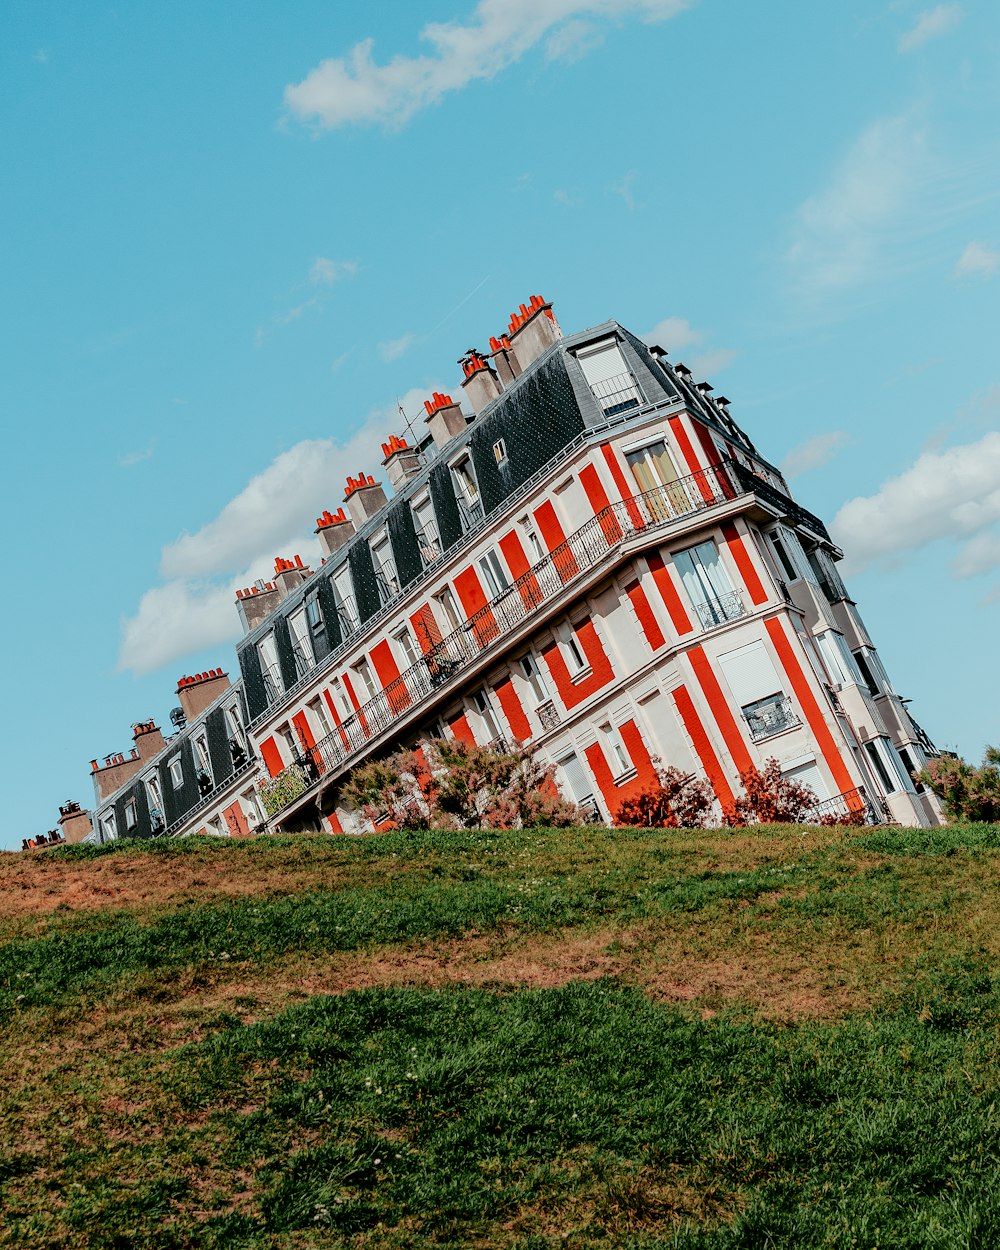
[673,541,737,626]
[625,440,689,519]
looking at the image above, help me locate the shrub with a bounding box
[917,747,1000,823]
[340,737,580,832]
[614,766,713,828]
[725,758,818,826]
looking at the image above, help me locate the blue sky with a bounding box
[3,0,999,849]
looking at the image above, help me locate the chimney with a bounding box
[381,434,421,489]
[236,580,279,632]
[132,719,167,759]
[460,351,502,415]
[273,553,312,602]
[344,472,388,527]
[423,391,466,449]
[505,295,561,369]
[315,507,355,558]
[91,748,145,803]
[489,334,522,387]
[176,669,231,723]
[58,800,93,846]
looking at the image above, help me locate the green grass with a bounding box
[3,822,1000,1247]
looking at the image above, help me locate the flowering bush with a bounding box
[340,737,580,832]
[614,766,713,828]
[257,764,308,818]
[917,747,1000,823]
[724,758,817,826]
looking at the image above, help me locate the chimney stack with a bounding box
[273,554,312,602]
[236,580,279,632]
[460,351,502,415]
[381,435,422,489]
[489,334,522,387]
[344,472,388,527]
[176,669,231,723]
[315,507,355,558]
[423,392,466,449]
[58,800,93,845]
[132,719,167,759]
[505,294,561,369]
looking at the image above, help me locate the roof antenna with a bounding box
[396,396,427,463]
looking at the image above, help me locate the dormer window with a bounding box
[288,608,314,677]
[370,533,398,607]
[575,338,644,417]
[412,494,441,567]
[330,565,358,636]
[451,457,483,532]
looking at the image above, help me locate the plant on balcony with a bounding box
[724,758,818,826]
[341,737,580,832]
[257,764,308,818]
[614,765,713,828]
[916,747,1000,823]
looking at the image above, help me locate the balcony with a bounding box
[742,694,800,742]
[691,589,746,630]
[259,462,740,822]
[457,496,485,534]
[808,787,885,826]
[261,663,284,703]
[588,371,644,418]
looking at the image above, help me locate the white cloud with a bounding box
[117,446,154,468]
[120,389,435,675]
[831,432,1000,580]
[643,316,703,353]
[780,431,848,479]
[310,256,359,285]
[283,0,692,131]
[33,48,49,63]
[610,169,637,210]
[379,332,415,362]
[786,112,928,292]
[955,240,1000,278]
[690,347,736,378]
[257,258,359,345]
[899,4,962,53]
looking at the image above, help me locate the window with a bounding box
[899,746,925,793]
[412,495,441,567]
[257,632,283,701]
[557,752,595,805]
[305,595,323,632]
[555,621,589,677]
[169,757,183,787]
[492,438,508,466]
[146,774,162,811]
[194,735,211,773]
[718,641,796,740]
[852,649,881,697]
[353,657,378,701]
[451,457,482,531]
[865,739,898,795]
[625,440,689,516]
[520,516,545,562]
[673,541,741,627]
[100,811,117,842]
[741,692,799,741]
[124,799,137,830]
[520,653,549,705]
[472,689,503,743]
[576,338,643,416]
[478,549,510,599]
[600,723,633,778]
[434,585,463,633]
[331,566,358,635]
[330,677,352,721]
[768,530,798,582]
[815,631,863,690]
[288,608,314,676]
[308,696,333,740]
[767,526,813,584]
[394,626,420,669]
[276,723,297,761]
[371,533,398,606]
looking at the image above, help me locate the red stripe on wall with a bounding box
[764,615,856,797]
[493,677,532,742]
[579,462,623,545]
[584,719,658,818]
[222,801,251,837]
[371,639,409,712]
[326,810,344,834]
[692,422,736,496]
[600,442,646,528]
[625,579,666,650]
[410,603,442,653]
[454,566,498,646]
[342,672,370,736]
[449,712,476,746]
[721,521,768,606]
[534,499,579,582]
[292,711,316,750]
[499,529,542,609]
[322,689,350,751]
[646,552,693,634]
[259,736,284,778]
[668,415,715,503]
[671,685,735,808]
[687,645,755,776]
[540,618,616,711]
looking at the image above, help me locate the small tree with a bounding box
[340,737,580,832]
[917,748,1000,823]
[614,765,713,828]
[725,758,817,826]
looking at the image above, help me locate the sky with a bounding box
[2,0,999,849]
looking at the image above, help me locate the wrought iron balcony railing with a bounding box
[808,787,884,826]
[261,663,284,703]
[742,694,800,742]
[258,462,740,821]
[588,371,644,418]
[691,589,746,630]
[457,496,485,533]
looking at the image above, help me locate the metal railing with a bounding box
[458,496,485,533]
[261,663,283,703]
[691,589,746,630]
[589,371,644,418]
[743,694,800,742]
[258,463,737,821]
[535,700,562,731]
[729,461,831,543]
[808,787,883,826]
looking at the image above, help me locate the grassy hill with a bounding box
[3,821,1000,1248]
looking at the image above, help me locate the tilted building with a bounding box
[86,296,943,843]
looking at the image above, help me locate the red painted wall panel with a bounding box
[625,579,666,650]
[534,499,579,582]
[671,684,735,808]
[686,645,754,776]
[371,638,409,712]
[259,736,284,778]
[646,552,693,635]
[493,677,531,742]
[454,566,498,646]
[721,521,768,607]
[541,618,615,711]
